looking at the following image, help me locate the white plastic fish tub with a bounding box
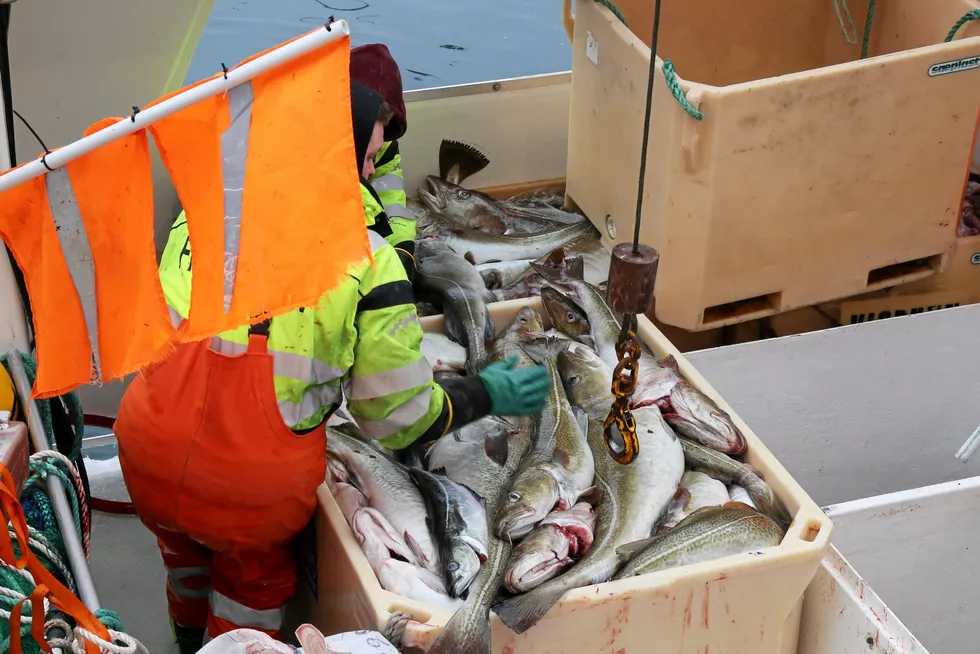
[816,475,980,653]
[310,296,832,653]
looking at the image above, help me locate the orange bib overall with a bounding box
[115,324,326,638]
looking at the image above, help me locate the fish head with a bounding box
[663,381,747,456]
[504,526,573,594]
[541,287,591,340]
[495,468,561,540]
[500,306,545,342]
[416,176,507,234]
[443,539,482,598]
[557,342,607,405]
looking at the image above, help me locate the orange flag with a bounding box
[149,29,369,341]
[0,122,173,399]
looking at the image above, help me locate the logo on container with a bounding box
[928,55,980,77]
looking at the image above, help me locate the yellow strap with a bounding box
[0,365,15,416]
[441,394,454,437]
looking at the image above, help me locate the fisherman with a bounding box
[113,80,551,654]
[350,43,417,278]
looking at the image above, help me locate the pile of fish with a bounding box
[958,174,980,237]
[408,140,609,327]
[327,274,792,654]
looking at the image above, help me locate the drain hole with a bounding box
[866,254,943,287]
[702,292,781,327]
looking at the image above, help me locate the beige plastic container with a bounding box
[565,0,980,331]
[311,297,832,653]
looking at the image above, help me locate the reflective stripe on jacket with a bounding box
[369,141,416,245]
[158,211,443,445]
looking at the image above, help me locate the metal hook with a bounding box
[326,16,335,31]
[221,63,229,80]
[40,155,53,172]
[130,106,140,123]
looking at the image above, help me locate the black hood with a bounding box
[350,79,383,176]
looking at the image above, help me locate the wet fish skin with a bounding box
[659,470,731,533]
[492,406,684,634]
[487,306,545,367]
[656,377,747,456]
[679,438,788,525]
[489,252,586,302]
[495,335,595,540]
[418,176,587,236]
[556,340,614,421]
[426,221,596,265]
[504,502,597,594]
[378,558,464,613]
[728,485,756,509]
[410,468,489,598]
[421,332,467,373]
[415,239,495,373]
[326,427,441,577]
[476,259,533,290]
[614,504,785,578]
[425,401,534,654]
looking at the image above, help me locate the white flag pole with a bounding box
[0,19,350,194]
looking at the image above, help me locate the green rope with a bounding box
[592,0,703,120]
[945,9,980,42]
[662,60,704,120]
[25,459,83,546]
[95,609,126,633]
[861,0,876,59]
[593,0,628,27]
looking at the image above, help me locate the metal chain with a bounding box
[603,319,642,464]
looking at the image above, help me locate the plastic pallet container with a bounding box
[311,297,832,653]
[565,0,980,331]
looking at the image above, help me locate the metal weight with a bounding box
[606,243,659,316]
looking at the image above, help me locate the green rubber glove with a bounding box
[478,356,551,416]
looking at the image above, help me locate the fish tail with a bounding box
[426,600,490,654]
[491,578,566,634]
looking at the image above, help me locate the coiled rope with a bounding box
[0,450,144,654]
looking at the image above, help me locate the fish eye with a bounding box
[457,190,471,199]
[566,311,578,323]
[508,491,521,503]
[569,374,581,384]
[447,562,459,572]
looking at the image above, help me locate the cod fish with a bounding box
[426,417,520,493]
[556,339,615,421]
[493,407,684,634]
[680,438,789,525]
[659,471,732,533]
[540,282,747,456]
[415,239,495,373]
[495,336,596,540]
[410,468,489,598]
[426,399,534,654]
[614,503,785,578]
[378,559,464,613]
[418,175,588,237]
[504,501,596,594]
[421,332,467,373]
[424,220,596,265]
[326,427,441,576]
